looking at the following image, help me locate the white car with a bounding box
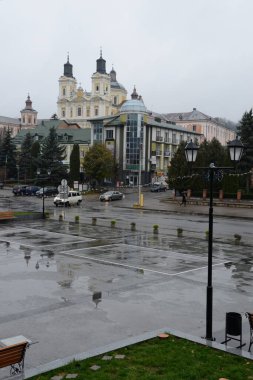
[54,191,82,207]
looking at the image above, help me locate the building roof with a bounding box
[164,108,214,122]
[14,119,91,145]
[0,116,20,124]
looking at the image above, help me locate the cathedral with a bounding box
[57,51,127,128]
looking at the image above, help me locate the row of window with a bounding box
[62,86,119,105]
[61,107,100,118]
[22,116,36,124]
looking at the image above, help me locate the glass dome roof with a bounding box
[120,99,147,113]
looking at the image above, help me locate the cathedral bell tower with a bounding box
[20,94,38,128]
[57,54,77,119]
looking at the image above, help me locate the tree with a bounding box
[195,138,230,168]
[38,127,67,185]
[0,128,17,180]
[237,110,253,192]
[19,132,34,181]
[237,109,253,171]
[83,143,114,187]
[69,144,80,186]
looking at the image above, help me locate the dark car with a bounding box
[12,185,27,196]
[36,186,58,197]
[99,191,123,201]
[150,183,167,192]
[25,186,41,196]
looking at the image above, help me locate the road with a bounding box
[0,188,252,378]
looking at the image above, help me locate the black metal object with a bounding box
[221,312,245,348]
[245,312,253,352]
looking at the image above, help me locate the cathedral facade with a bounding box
[57,52,127,128]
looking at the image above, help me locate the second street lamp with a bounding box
[185,137,244,341]
[37,168,51,219]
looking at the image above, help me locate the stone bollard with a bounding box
[219,189,224,200]
[237,190,242,201]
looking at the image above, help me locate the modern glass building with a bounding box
[90,88,202,186]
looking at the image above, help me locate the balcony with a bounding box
[156,151,162,156]
[164,151,171,157]
[156,136,163,142]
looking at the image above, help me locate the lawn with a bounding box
[29,334,253,380]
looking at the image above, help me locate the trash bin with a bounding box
[221,312,245,348]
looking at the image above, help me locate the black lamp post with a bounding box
[185,137,244,341]
[37,168,51,219]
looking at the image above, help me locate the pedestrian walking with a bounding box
[180,191,187,206]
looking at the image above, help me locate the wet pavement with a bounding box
[0,189,252,377]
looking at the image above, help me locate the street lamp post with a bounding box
[185,137,244,341]
[37,168,51,219]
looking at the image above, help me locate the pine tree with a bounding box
[38,127,67,185]
[237,109,253,171]
[69,144,80,186]
[0,129,17,180]
[19,132,34,181]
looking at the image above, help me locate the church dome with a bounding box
[64,54,73,78]
[120,87,147,113]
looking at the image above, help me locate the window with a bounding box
[106,130,114,139]
[125,114,144,170]
[113,96,117,105]
[63,88,66,96]
[62,109,65,117]
[96,85,99,92]
[70,108,73,117]
[78,107,82,116]
[28,117,31,124]
[93,122,103,142]
[22,117,25,123]
[95,107,99,116]
[87,108,90,117]
[192,124,196,132]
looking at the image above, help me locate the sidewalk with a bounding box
[114,189,253,220]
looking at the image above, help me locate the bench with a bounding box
[0,211,14,220]
[0,341,28,377]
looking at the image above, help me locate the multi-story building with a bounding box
[89,88,202,185]
[57,52,127,128]
[163,108,236,145]
[14,119,91,170]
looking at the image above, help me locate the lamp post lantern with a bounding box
[185,137,243,341]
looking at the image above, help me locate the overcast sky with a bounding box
[1,0,253,123]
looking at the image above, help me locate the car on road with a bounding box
[25,185,41,196]
[12,185,27,196]
[36,186,58,197]
[54,191,82,207]
[150,183,167,192]
[99,190,123,202]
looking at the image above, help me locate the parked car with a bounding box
[99,191,123,201]
[36,186,58,197]
[25,186,41,196]
[12,185,28,196]
[54,191,82,207]
[150,183,167,192]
